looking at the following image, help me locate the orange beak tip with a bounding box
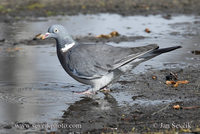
[41,35,46,40]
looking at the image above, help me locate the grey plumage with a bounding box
[67,43,157,79]
[41,24,181,94]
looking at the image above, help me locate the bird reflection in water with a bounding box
[58,93,121,133]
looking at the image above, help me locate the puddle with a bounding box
[0,14,199,41]
[0,14,200,133]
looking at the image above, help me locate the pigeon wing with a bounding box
[67,43,158,79]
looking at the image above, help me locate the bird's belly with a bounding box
[90,72,114,89]
[71,75,93,85]
[66,69,114,88]
[58,53,115,88]
[57,53,91,85]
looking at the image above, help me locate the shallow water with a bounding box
[0,14,200,133]
[1,14,200,41]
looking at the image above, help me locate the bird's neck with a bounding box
[56,36,76,52]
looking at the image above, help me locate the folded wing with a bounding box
[67,43,158,79]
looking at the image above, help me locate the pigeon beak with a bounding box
[41,32,50,40]
[35,32,50,40]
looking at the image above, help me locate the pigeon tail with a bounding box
[152,46,182,55]
[141,46,182,59]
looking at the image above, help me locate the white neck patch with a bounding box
[61,42,75,53]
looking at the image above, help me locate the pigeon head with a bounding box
[42,25,75,50]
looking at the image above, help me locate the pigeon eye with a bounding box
[54,28,59,33]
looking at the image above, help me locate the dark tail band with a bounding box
[152,46,182,55]
[140,46,182,59]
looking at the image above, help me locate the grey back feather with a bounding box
[65,43,158,79]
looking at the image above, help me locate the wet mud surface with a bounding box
[59,67,200,133]
[1,0,200,22]
[0,2,200,133]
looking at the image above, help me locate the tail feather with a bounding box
[141,46,182,59]
[119,45,182,73]
[152,46,182,55]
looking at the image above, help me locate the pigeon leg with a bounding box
[100,88,111,93]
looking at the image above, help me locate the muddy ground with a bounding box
[58,67,200,133]
[1,0,200,22]
[0,0,200,134]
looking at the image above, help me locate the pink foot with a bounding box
[100,88,111,93]
[74,90,94,95]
